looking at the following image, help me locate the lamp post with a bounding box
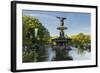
[35,28,38,38]
[33,28,38,62]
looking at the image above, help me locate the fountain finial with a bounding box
[56,16,67,26]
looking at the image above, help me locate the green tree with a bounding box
[70,33,90,45]
[23,15,50,46]
[69,33,91,53]
[22,15,50,62]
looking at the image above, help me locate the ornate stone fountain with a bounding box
[52,17,72,61]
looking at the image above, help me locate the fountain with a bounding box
[52,17,72,61]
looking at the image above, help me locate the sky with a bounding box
[23,10,91,36]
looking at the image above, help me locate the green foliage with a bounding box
[69,33,91,53]
[22,15,50,62]
[23,50,36,62]
[70,33,91,45]
[23,15,50,45]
